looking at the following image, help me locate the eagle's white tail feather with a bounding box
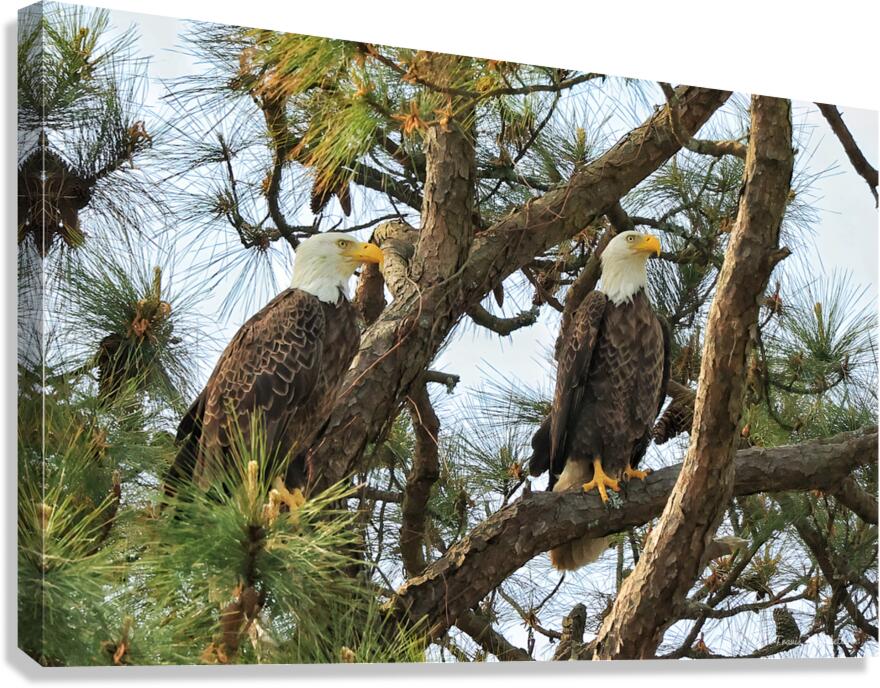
[549,461,610,571]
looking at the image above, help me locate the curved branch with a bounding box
[467,303,539,336]
[828,475,878,525]
[390,426,876,640]
[661,82,746,159]
[816,103,878,206]
[455,610,532,661]
[400,383,441,576]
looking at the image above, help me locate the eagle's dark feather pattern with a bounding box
[529,283,669,570]
[531,291,669,488]
[167,287,358,491]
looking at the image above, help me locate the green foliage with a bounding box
[18,4,160,260]
[18,357,129,666]
[59,241,200,411]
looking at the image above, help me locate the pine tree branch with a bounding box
[661,82,746,159]
[390,426,876,641]
[828,475,877,525]
[496,588,562,641]
[467,303,540,336]
[785,502,879,640]
[424,369,460,392]
[362,44,598,102]
[400,383,441,577]
[521,266,565,312]
[351,162,424,211]
[455,610,533,661]
[816,103,879,206]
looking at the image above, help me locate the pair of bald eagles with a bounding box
[168,230,669,571]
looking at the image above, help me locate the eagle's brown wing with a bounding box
[169,288,326,489]
[628,313,672,469]
[549,290,608,478]
[657,315,672,417]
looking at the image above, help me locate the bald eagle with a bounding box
[166,233,383,493]
[529,231,670,571]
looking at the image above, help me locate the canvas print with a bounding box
[17,0,878,666]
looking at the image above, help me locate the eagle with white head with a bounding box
[166,233,383,493]
[529,231,670,570]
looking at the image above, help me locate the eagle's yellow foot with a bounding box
[624,466,651,481]
[581,458,620,503]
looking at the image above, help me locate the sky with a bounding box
[65,3,880,660]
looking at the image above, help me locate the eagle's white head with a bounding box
[599,231,661,306]
[291,232,384,303]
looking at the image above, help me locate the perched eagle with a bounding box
[166,233,383,493]
[529,231,670,571]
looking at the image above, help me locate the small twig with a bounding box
[660,82,746,159]
[424,369,460,393]
[467,303,540,336]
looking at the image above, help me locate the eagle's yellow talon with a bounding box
[581,458,620,503]
[624,466,651,481]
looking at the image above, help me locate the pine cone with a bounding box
[773,606,800,644]
[737,571,773,600]
[653,386,695,444]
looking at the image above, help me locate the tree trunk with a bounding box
[592,95,795,659]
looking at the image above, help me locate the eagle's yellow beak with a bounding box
[344,242,384,265]
[635,234,661,257]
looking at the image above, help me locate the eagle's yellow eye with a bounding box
[627,235,635,242]
[337,239,349,248]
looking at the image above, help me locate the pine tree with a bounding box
[18,3,877,664]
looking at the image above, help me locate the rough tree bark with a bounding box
[592,95,795,659]
[389,426,875,640]
[400,382,441,577]
[307,86,731,494]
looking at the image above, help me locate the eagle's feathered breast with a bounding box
[170,288,359,490]
[548,289,668,486]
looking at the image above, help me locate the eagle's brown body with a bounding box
[167,287,359,491]
[530,288,670,569]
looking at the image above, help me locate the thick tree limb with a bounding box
[400,383,441,577]
[455,610,532,661]
[816,103,879,205]
[307,86,729,494]
[390,426,875,640]
[593,95,794,659]
[354,262,386,325]
[411,53,476,287]
[828,475,878,525]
